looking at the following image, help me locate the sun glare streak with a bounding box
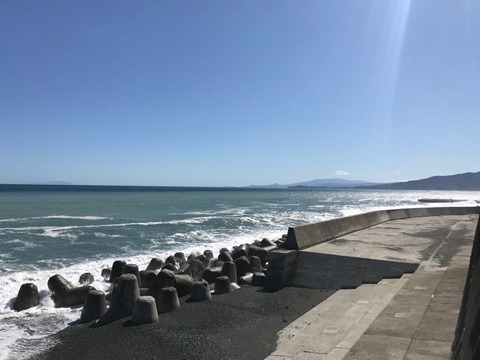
[372,1,411,141]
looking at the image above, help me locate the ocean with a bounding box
[0,185,479,359]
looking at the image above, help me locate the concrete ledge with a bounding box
[287,252,418,290]
[264,250,298,292]
[286,206,480,250]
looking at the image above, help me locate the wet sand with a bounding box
[36,286,333,360]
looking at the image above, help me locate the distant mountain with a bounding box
[248,178,378,189]
[248,183,286,189]
[362,171,480,191]
[248,172,480,190]
[289,178,377,188]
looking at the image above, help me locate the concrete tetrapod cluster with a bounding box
[11,235,286,331]
[85,236,283,326]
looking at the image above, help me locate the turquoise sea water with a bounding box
[1,185,450,273]
[0,185,479,359]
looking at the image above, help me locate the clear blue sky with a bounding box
[1,1,479,186]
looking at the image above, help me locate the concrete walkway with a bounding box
[266,213,478,359]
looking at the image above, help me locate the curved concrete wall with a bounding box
[452,212,480,359]
[286,206,480,250]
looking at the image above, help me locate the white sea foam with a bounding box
[0,215,250,240]
[41,215,110,221]
[0,215,109,224]
[0,218,29,223]
[0,222,290,359]
[0,261,112,359]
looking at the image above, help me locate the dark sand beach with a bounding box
[36,286,333,360]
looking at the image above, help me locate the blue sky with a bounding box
[1,1,479,186]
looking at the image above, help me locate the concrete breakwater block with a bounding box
[146,257,163,271]
[132,296,158,324]
[238,273,253,285]
[53,286,95,308]
[215,276,232,294]
[80,290,107,323]
[147,269,176,309]
[174,252,186,262]
[123,263,141,284]
[14,283,39,311]
[249,256,263,273]
[149,269,176,295]
[251,272,266,287]
[48,274,94,308]
[214,276,240,295]
[232,247,248,260]
[202,267,222,284]
[162,263,177,272]
[113,274,139,314]
[48,274,73,293]
[165,255,182,270]
[213,259,224,268]
[260,238,276,247]
[140,270,156,288]
[101,268,111,280]
[157,287,180,313]
[220,261,238,284]
[218,250,233,262]
[182,259,205,280]
[192,254,211,269]
[248,244,276,265]
[174,274,195,297]
[202,257,214,269]
[96,274,140,326]
[109,260,126,283]
[79,272,94,285]
[190,281,212,302]
[234,256,251,276]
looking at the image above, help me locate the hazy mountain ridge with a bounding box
[248,178,378,189]
[289,178,377,188]
[362,171,480,191]
[249,171,480,191]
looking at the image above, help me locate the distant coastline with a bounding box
[252,171,480,191]
[2,170,480,192]
[356,171,480,191]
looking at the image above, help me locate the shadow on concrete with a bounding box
[287,252,419,290]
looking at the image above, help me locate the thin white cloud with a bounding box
[336,170,349,177]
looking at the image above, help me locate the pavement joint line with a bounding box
[403,267,449,357]
[303,350,328,354]
[332,276,409,351]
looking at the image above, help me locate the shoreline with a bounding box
[35,285,333,360]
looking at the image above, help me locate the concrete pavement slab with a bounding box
[404,339,451,360]
[343,334,411,360]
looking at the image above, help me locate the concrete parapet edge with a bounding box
[286,206,480,250]
[452,210,480,359]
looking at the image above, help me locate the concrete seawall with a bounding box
[265,206,480,359]
[285,206,480,250]
[265,206,479,292]
[452,213,480,359]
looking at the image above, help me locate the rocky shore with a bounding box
[36,285,332,360]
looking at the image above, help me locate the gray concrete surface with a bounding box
[286,207,479,250]
[266,212,478,359]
